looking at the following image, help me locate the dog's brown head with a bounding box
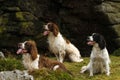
[43,22,59,37]
[17,40,38,60]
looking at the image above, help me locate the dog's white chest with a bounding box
[22,54,39,70]
[92,47,103,58]
[48,33,65,54]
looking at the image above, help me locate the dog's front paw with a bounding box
[89,74,93,77]
[80,59,84,62]
[89,72,93,77]
[80,70,84,73]
[80,66,87,73]
[106,72,110,76]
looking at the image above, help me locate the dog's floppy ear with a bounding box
[98,35,106,50]
[52,23,59,37]
[29,40,38,60]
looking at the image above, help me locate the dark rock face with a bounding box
[0,0,119,56]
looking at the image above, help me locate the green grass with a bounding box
[64,56,120,80]
[0,58,24,71]
[0,55,120,80]
[31,68,73,80]
[64,48,120,80]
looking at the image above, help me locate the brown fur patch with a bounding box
[52,23,59,37]
[25,40,38,60]
[39,56,67,71]
[64,37,70,44]
[47,22,59,37]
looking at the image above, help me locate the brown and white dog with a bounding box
[43,22,83,63]
[16,40,71,74]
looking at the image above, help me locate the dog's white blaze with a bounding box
[45,25,49,30]
[53,65,59,71]
[22,41,27,49]
[89,36,93,41]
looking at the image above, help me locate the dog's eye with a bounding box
[25,43,30,47]
[48,23,53,27]
[93,35,95,39]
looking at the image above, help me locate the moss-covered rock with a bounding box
[0,13,9,25]
[1,7,21,12]
[15,12,37,21]
[112,24,120,37]
[0,0,120,56]
[0,26,6,33]
[19,22,35,35]
[94,2,119,13]
[106,13,120,24]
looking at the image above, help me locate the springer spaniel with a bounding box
[80,33,111,76]
[43,22,83,63]
[16,40,71,74]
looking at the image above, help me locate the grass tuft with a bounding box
[31,68,73,80]
[0,58,24,71]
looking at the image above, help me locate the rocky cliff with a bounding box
[0,0,120,56]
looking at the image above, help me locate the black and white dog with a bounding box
[81,33,111,76]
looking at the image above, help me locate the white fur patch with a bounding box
[22,54,40,71]
[48,32,83,63]
[53,65,59,71]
